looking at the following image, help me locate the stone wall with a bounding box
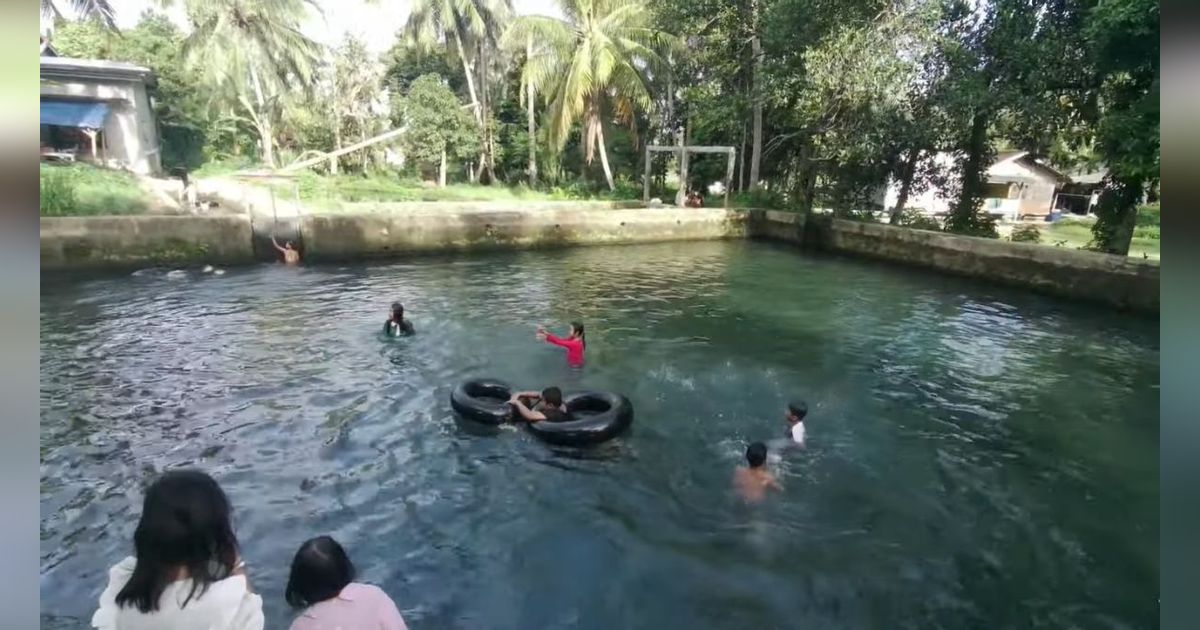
[299,207,747,260]
[41,215,254,269]
[749,211,1159,313]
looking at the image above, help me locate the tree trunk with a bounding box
[330,123,341,175]
[675,122,689,207]
[453,30,482,125]
[596,123,616,191]
[946,112,992,235]
[797,141,816,219]
[439,148,447,187]
[526,36,538,187]
[889,149,920,224]
[737,123,747,192]
[748,0,763,190]
[248,65,275,168]
[1091,174,1142,255]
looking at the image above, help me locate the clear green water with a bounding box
[40,240,1159,629]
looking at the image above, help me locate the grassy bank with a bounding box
[40,163,153,216]
[1009,206,1160,260]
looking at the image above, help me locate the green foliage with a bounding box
[1010,224,1043,244]
[1135,204,1159,228]
[40,164,150,216]
[396,74,481,177]
[894,207,942,232]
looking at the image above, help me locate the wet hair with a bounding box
[541,386,563,407]
[285,536,357,609]
[569,321,586,349]
[391,302,404,320]
[115,470,240,613]
[746,442,768,468]
[788,401,808,421]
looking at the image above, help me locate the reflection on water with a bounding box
[40,241,1159,629]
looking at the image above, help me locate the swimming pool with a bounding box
[40,240,1159,628]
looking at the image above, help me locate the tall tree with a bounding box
[505,0,675,190]
[403,0,511,182]
[395,73,481,186]
[174,0,321,169]
[748,0,763,190]
[1084,0,1159,254]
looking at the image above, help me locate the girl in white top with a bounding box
[92,469,264,630]
[786,400,808,446]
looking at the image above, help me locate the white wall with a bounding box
[40,76,161,175]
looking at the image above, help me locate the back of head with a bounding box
[116,470,239,613]
[746,442,768,468]
[286,536,357,608]
[788,401,808,421]
[541,386,563,407]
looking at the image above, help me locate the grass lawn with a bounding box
[1033,219,1159,261]
[257,172,644,210]
[40,163,153,216]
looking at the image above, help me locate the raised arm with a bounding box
[270,236,286,254]
[543,333,574,348]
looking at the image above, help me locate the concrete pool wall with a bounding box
[40,205,1158,312]
[746,210,1159,313]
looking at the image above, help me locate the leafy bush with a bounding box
[1010,224,1043,243]
[893,207,942,231]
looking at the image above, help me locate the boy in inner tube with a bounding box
[508,387,571,423]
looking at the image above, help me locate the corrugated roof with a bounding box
[40,56,156,86]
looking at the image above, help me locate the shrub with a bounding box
[1010,224,1042,243]
[893,207,942,231]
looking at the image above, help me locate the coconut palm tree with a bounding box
[174,0,322,168]
[403,0,509,123]
[41,0,115,29]
[403,0,511,182]
[504,0,674,190]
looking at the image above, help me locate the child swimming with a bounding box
[785,400,807,446]
[733,442,781,503]
[271,236,301,265]
[536,321,585,367]
[383,302,415,337]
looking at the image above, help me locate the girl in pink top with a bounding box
[537,321,586,366]
[286,536,408,630]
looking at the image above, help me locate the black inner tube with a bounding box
[451,379,514,425]
[525,391,633,445]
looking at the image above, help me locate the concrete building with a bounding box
[40,55,161,174]
[883,151,1067,221]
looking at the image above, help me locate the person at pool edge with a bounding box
[537,321,585,367]
[507,386,570,422]
[384,302,415,337]
[733,442,782,503]
[786,400,808,446]
[285,535,408,630]
[271,236,301,265]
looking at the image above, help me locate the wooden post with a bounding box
[725,148,735,209]
[644,144,652,204]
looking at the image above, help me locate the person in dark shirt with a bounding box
[383,302,415,337]
[508,386,570,423]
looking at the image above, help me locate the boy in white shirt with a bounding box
[786,401,808,446]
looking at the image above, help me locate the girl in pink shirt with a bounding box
[286,536,408,630]
[537,321,586,366]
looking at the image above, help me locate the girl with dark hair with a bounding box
[91,469,263,629]
[286,536,408,630]
[536,321,586,367]
[383,302,415,337]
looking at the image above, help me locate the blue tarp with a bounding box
[41,100,110,129]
